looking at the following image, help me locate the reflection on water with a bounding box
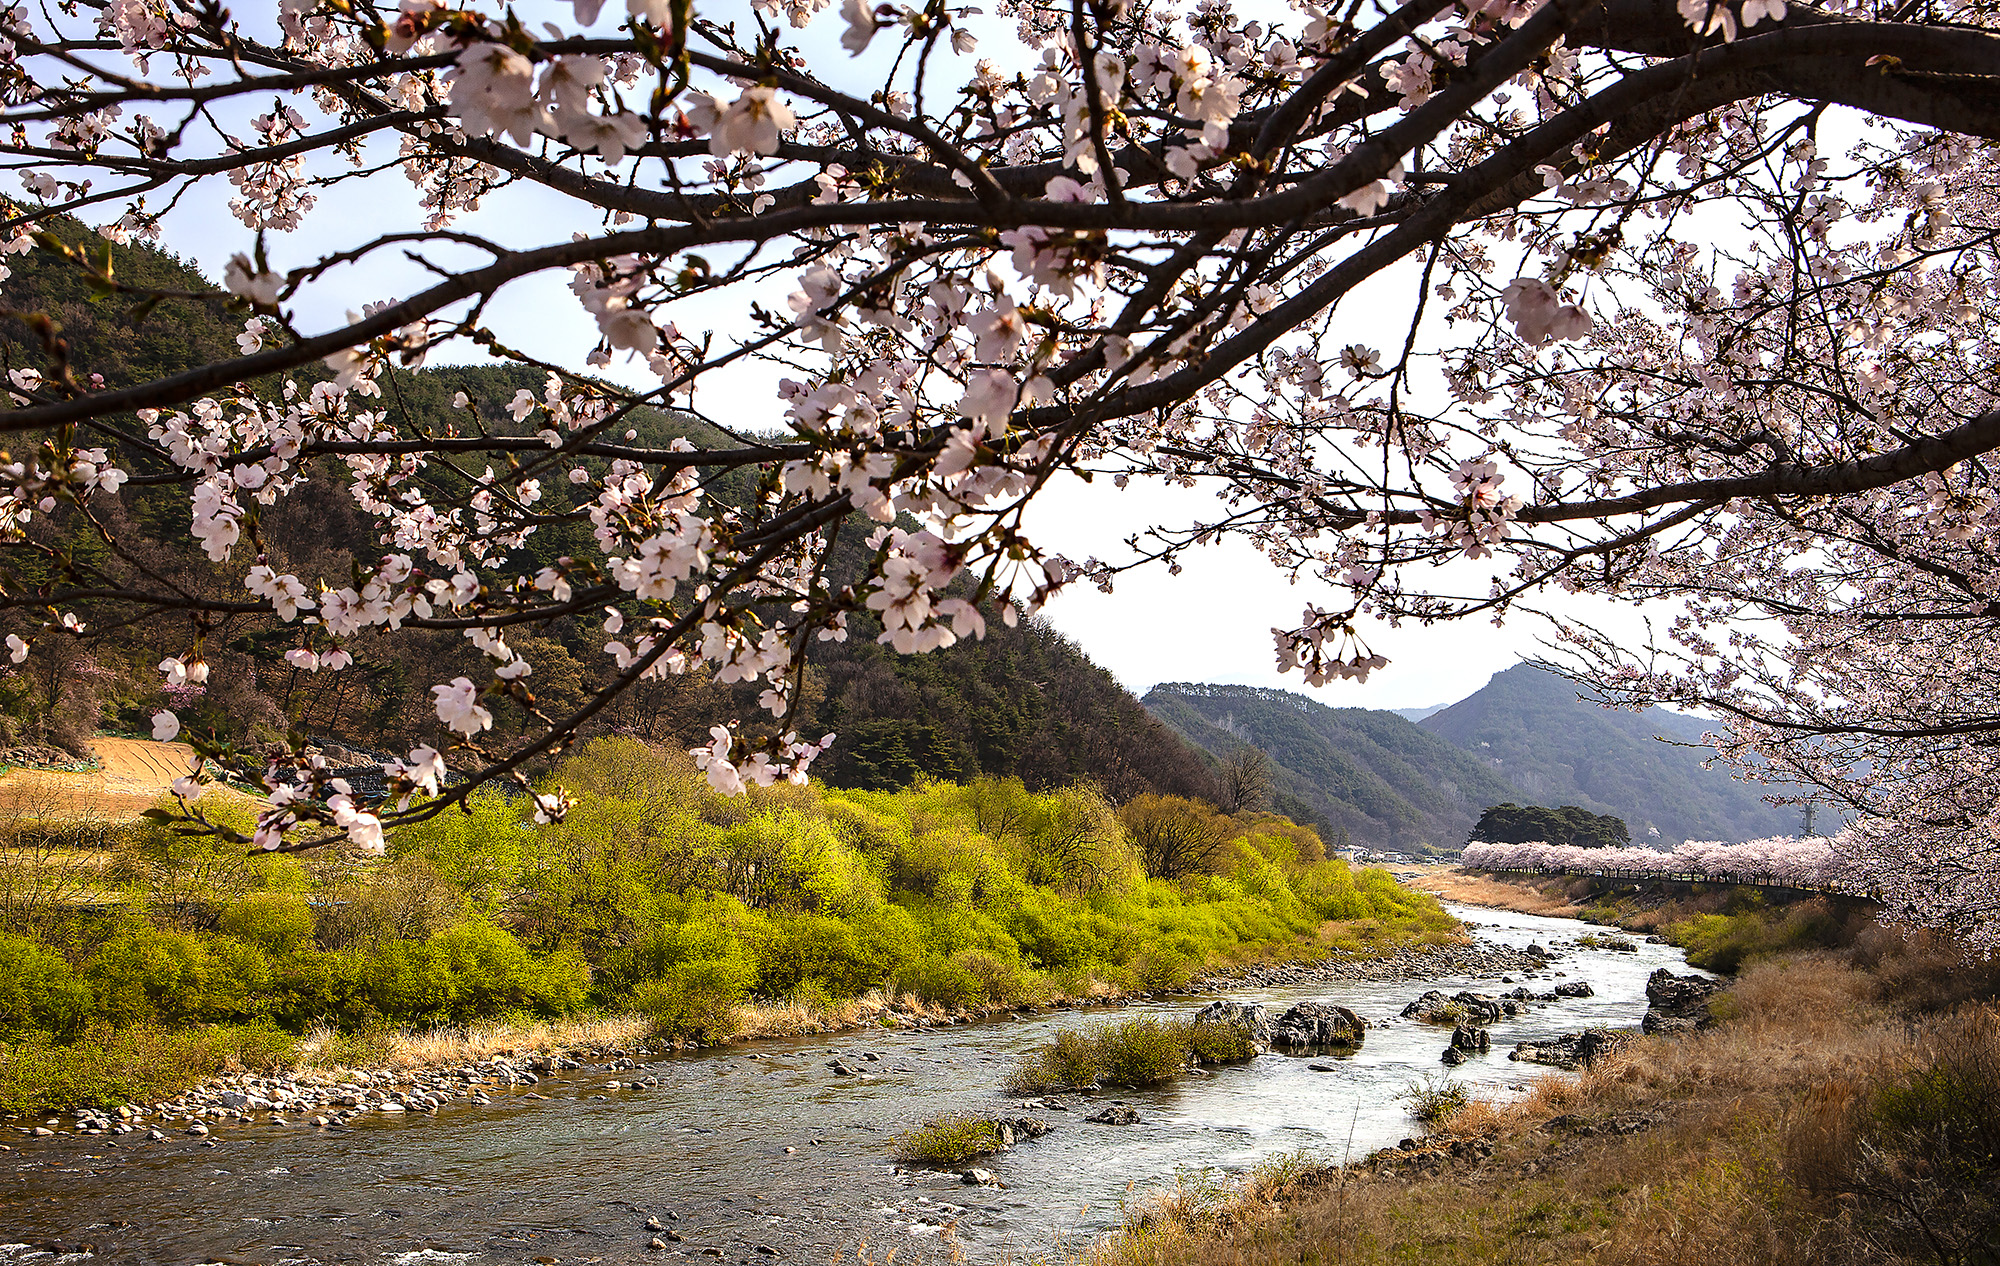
[2,905,1698,1265]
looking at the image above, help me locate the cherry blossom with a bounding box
[0,0,1995,928]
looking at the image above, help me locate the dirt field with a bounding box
[1397,862,1588,917]
[0,736,223,822]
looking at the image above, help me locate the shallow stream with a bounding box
[2,904,1699,1266]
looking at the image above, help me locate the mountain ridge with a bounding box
[1142,682,1519,847]
[1146,666,1801,848]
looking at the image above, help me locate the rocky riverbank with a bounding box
[1193,938,1556,989]
[17,1049,620,1144]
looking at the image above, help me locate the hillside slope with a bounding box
[1419,663,1799,844]
[1144,683,1518,847]
[0,219,1216,801]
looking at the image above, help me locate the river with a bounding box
[2,904,1699,1266]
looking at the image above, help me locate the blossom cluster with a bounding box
[1463,837,1862,892]
[1,0,1996,937]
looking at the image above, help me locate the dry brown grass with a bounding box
[735,988,949,1038]
[1075,950,2000,1266]
[0,736,258,822]
[300,1013,655,1072]
[1402,865,1584,917]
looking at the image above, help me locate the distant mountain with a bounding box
[1143,683,1520,848]
[1418,663,1801,844]
[1393,704,1449,722]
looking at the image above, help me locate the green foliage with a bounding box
[890,952,989,1009]
[1187,1018,1257,1064]
[1471,802,1631,848]
[1009,1014,1252,1091]
[0,1022,300,1118]
[1672,902,1852,974]
[892,1113,1006,1164]
[0,934,92,1038]
[633,958,754,1043]
[217,892,315,954]
[0,735,1459,1112]
[361,920,590,1024]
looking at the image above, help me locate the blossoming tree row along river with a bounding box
[1463,838,1873,896]
[2,0,1999,944]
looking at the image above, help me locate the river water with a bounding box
[2,904,1699,1266]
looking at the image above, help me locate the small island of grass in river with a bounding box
[0,735,1455,1117]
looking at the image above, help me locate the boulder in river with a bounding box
[1642,969,1722,1036]
[990,1116,1050,1146]
[1269,1002,1367,1050]
[1441,1024,1490,1066]
[1086,1105,1140,1125]
[1553,981,1594,998]
[1192,1001,1272,1050]
[1402,990,1513,1026]
[1509,1029,1626,1070]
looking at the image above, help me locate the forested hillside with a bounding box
[1147,668,1804,849]
[1419,664,1800,844]
[1143,683,1517,847]
[0,219,1214,802]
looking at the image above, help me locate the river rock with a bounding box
[991,1116,1051,1144]
[1086,1105,1140,1125]
[1192,1001,1272,1049]
[1553,981,1594,998]
[1269,1002,1367,1050]
[1402,990,1515,1026]
[961,1167,999,1185]
[1642,969,1722,1036]
[1509,1029,1626,1070]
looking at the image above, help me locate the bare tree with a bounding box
[1220,747,1274,815]
[1120,793,1230,880]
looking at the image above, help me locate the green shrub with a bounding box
[1008,1026,1108,1092]
[1093,1016,1191,1086]
[1400,1073,1471,1126]
[952,947,1039,1006]
[219,892,316,954]
[892,1113,1005,1164]
[0,934,91,1038]
[86,925,273,1026]
[892,952,987,1010]
[635,957,754,1042]
[1188,1018,1257,1064]
[1008,1015,1202,1091]
[0,1021,299,1117]
[359,921,587,1024]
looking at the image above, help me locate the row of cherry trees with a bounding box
[1463,837,1861,893]
[2,0,1998,944]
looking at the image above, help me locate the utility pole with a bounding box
[1801,803,1818,837]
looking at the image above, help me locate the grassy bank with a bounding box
[1416,866,1877,973]
[1079,931,2000,1266]
[1,739,1455,1117]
